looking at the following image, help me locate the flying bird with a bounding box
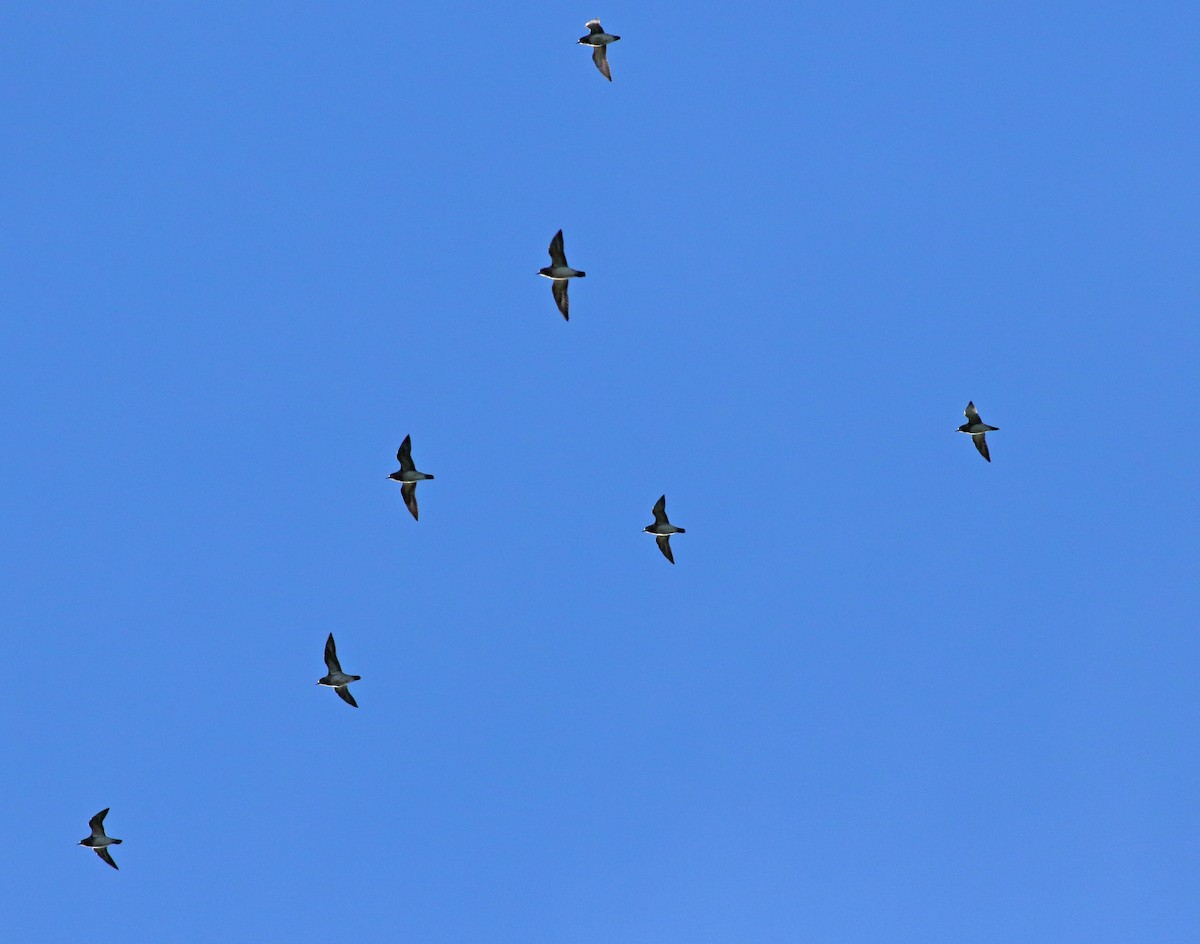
[537,229,586,320]
[958,401,1000,462]
[79,808,122,870]
[578,19,621,81]
[318,633,361,708]
[388,435,435,520]
[644,495,686,564]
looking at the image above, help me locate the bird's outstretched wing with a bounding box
[551,279,570,320]
[95,847,119,870]
[336,686,358,708]
[651,495,669,526]
[88,808,109,837]
[401,482,420,520]
[592,45,611,81]
[972,433,991,462]
[396,435,415,472]
[548,229,568,267]
[585,19,604,34]
[324,633,342,674]
[656,534,675,564]
[964,402,981,424]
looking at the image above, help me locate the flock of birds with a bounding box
[76,17,999,871]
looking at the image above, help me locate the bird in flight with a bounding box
[318,633,361,707]
[578,19,621,82]
[79,808,122,870]
[537,229,586,320]
[958,401,1000,462]
[644,495,686,564]
[388,435,435,520]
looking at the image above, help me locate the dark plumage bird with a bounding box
[388,435,434,520]
[537,229,586,321]
[578,19,621,81]
[317,633,361,707]
[644,495,686,564]
[958,401,1000,462]
[79,808,122,870]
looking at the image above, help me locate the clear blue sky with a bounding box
[4,3,1199,941]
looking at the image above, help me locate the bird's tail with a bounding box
[576,270,587,277]
[350,675,362,682]
[111,839,123,845]
[675,527,686,534]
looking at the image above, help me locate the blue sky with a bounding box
[3,2,1199,941]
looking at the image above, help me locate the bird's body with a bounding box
[957,401,999,462]
[388,435,434,520]
[577,21,620,46]
[318,633,361,707]
[538,229,585,320]
[538,266,585,280]
[79,808,122,870]
[578,19,620,81]
[390,469,429,484]
[644,495,686,564]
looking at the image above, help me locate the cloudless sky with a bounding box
[3,3,1199,941]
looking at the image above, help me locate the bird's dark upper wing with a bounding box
[324,633,342,674]
[551,279,570,320]
[964,401,981,424]
[656,534,675,564]
[592,45,611,81]
[95,847,119,870]
[396,435,415,472]
[548,229,567,267]
[585,19,604,34]
[89,809,109,837]
[336,686,358,708]
[972,433,991,462]
[401,482,420,520]
[651,495,669,526]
